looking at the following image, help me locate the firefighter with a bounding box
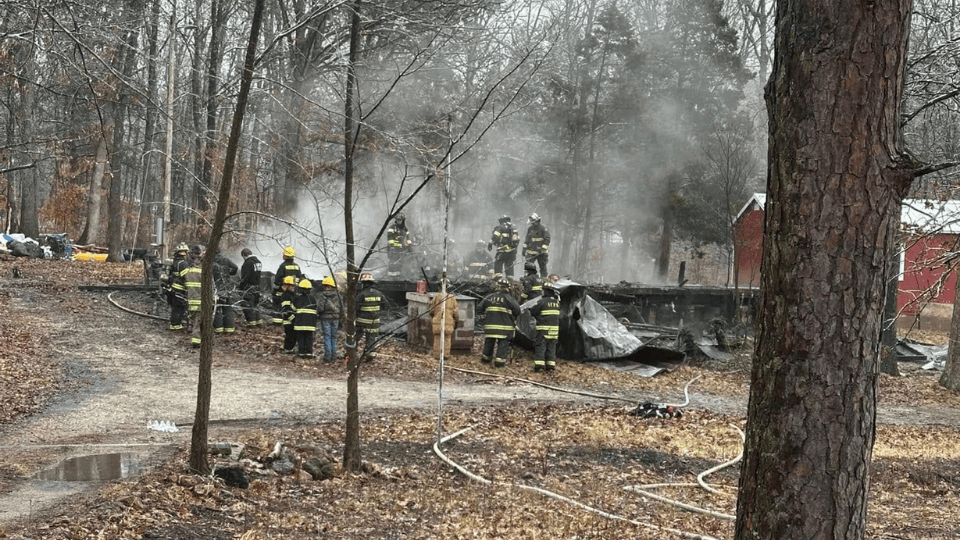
[355,272,385,360]
[272,246,304,324]
[386,213,412,278]
[238,248,263,327]
[427,282,459,359]
[316,276,343,363]
[293,279,319,358]
[184,245,204,348]
[465,240,492,280]
[279,275,298,354]
[212,249,239,334]
[520,261,542,302]
[478,278,521,368]
[489,215,520,278]
[167,243,190,331]
[529,281,561,372]
[523,212,551,277]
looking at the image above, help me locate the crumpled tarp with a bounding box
[515,281,685,375]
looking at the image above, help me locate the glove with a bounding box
[487,243,493,252]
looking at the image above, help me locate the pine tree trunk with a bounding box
[734,0,914,538]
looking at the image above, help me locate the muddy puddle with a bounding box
[34,453,144,483]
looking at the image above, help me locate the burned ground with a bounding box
[0,257,959,539]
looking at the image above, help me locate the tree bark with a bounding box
[941,278,960,388]
[188,0,265,475]
[734,1,914,538]
[106,3,142,262]
[79,135,108,245]
[200,0,222,214]
[342,0,363,473]
[16,22,39,239]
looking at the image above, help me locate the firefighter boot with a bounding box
[493,357,507,369]
[480,355,492,365]
[533,359,545,373]
[545,361,556,372]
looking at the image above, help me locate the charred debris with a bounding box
[4,234,761,374]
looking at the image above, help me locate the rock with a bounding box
[270,459,295,475]
[214,466,249,489]
[304,457,339,480]
[295,470,313,482]
[210,442,232,456]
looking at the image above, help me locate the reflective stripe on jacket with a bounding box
[182,263,202,310]
[293,292,318,332]
[479,291,521,339]
[531,296,560,338]
[356,286,384,331]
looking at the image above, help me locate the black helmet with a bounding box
[524,262,537,273]
[395,212,405,223]
[190,245,202,255]
[499,215,510,224]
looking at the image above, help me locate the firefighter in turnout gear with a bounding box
[212,250,239,334]
[520,261,542,301]
[529,281,561,372]
[184,245,204,348]
[293,279,318,358]
[465,240,493,280]
[317,276,343,363]
[167,243,190,330]
[523,213,550,277]
[386,213,413,278]
[355,272,385,360]
[478,278,521,368]
[272,246,304,324]
[238,248,262,327]
[489,215,520,278]
[279,275,298,354]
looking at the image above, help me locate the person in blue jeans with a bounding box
[316,276,343,362]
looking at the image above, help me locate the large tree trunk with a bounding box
[78,135,108,245]
[941,280,960,388]
[135,0,161,248]
[106,10,141,263]
[16,29,39,239]
[734,0,914,538]
[200,0,222,214]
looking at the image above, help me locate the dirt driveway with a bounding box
[2,279,960,528]
[0,287,611,525]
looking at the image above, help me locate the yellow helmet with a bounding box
[175,243,189,254]
[322,276,336,287]
[299,279,313,289]
[282,246,296,258]
[283,275,298,285]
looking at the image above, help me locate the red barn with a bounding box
[732,193,765,288]
[733,194,960,330]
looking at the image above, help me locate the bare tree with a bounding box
[734,0,914,538]
[189,0,266,475]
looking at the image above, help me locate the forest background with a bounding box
[0,0,957,283]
